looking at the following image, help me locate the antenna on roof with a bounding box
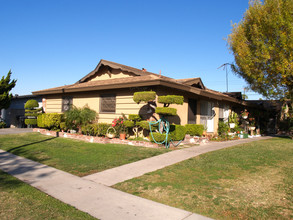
[218,63,232,93]
[159,70,161,77]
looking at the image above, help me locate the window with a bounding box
[62,97,72,112]
[100,94,116,113]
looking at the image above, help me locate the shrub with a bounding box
[24,99,41,127]
[137,120,157,131]
[81,124,99,136]
[24,99,39,109]
[218,121,230,137]
[0,121,6,128]
[151,133,168,143]
[44,113,63,130]
[60,122,67,131]
[25,119,37,126]
[37,114,45,128]
[97,123,111,136]
[123,120,134,128]
[185,124,204,136]
[133,91,156,104]
[169,124,187,141]
[65,105,97,132]
[158,95,184,105]
[155,107,177,116]
[129,114,141,121]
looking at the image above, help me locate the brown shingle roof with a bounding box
[32,59,244,104]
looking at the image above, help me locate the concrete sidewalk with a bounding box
[0,136,271,220]
[83,136,272,186]
[0,149,211,220]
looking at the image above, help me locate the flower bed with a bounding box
[33,128,160,148]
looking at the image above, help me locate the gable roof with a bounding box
[176,78,205,89]
[77,59,154,83]
[32,59,246,105]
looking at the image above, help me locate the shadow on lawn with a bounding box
[7,137,57,153]
[6,137,57,163]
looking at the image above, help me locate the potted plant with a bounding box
[228,112,238,128]
[241,109,249,119]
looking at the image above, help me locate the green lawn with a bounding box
[0,170,96,220]
[114,137,293,219]
[0,133,168,176]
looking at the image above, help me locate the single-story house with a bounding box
[32,59,257,134]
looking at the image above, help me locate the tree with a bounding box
[0,70,17,109]
[24,99,42,127]
[227,0,293,102]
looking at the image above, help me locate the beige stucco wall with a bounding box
[44,91,144,124]
[45,97,62,113]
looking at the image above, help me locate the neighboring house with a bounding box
[32,59,254,134]
[1,95,42,128]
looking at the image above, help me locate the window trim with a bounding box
[99,94,116,114]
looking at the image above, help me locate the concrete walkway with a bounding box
[0,136,271,220]
[0,128,33,135]
[83,136,272,186]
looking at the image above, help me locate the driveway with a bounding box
[0,128,34,135]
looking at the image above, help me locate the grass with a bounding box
[0,170,96,220]
[0,133,169,176]
[114,137,293,219]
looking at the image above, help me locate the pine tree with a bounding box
[0,70,17,109]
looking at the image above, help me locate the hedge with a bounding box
[184,124,204,136]
[158,95,184,105]
[155,107,177,116]
[150,124,186,143]
[169,124,187,141]
[133,91,156,104]
[37,113,63,130]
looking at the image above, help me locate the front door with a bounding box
[200,101,215,132]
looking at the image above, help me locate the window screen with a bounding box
[100,94,116,113]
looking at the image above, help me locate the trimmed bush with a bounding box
[25,99,41,127]
[151,133,168,143]
[44,113,63,130]
[123,120,134,128]
[137,120,157,131]
[169,124,187,141]
[185,124,204,136]
[25,119,37,126]
[155,107,177,116]
[24,99,39,109]
[158,95,184,105]
[129,114,141,121]
[133,91,156,104]
[37,114,45,128]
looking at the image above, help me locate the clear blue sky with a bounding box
[0,0,262,99]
